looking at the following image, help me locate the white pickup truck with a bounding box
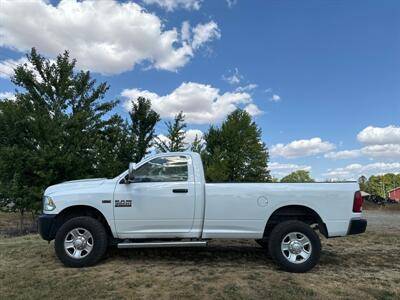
[39,152,366,272]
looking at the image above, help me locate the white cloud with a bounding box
[323,162,400,180]
[326,145,400,160]
[264,88,281,102]
[324,149,362,159]
[184,129,204,144]
[222,68,243,85]
[235,84,258,92]
[271,137,335,159]
[0,92,16,101]
[0,0,219,74]
[323,164,363,180]
[357,125,400,145]
[326,125,400,160]
[244,103,263,117]
[226,0,237,8]
[0,57,28,79]
[181,21,191,42]
[191,21,221,50]
[361,144,400,159]
[143,0,202,11]
[269,162,311,178]
[222,69,258,94]
[270,94,281,102]
[122,81,261,124]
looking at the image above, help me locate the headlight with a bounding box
[43,196,56,211]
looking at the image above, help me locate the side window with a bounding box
[133,156,188,183]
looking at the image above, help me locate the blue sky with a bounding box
[0,0,399,180]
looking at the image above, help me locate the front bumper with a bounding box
[38,214,58,241]
[347,218,367,235]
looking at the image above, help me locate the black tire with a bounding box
[268,220,321,273]
[55,216,108,268]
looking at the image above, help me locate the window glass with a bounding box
[133,156,188,182]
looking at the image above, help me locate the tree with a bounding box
[358,175,367,191]
[155,111,187,152]
[94,115,134,177]
[202,109,271,182]
[190,134,204,153]
[271,177,280,183]
[280,170,314,183]
[129,97,160,162]
[0,99,41,229]
[0,48,125,225]
[201,126,229,181]
[364,173,400,198]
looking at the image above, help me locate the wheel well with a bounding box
[55,205,113,237]
[263,205,328,238]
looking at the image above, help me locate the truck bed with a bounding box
[202,182,360,239]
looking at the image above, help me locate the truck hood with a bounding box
[44,178,107,195]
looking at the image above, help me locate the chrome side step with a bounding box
[118,241,207,249]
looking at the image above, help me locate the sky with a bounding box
[0,0,399,181]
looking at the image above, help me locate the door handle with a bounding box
[173,189,188,193]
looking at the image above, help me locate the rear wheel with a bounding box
[55,216,108,268]
[268,220,321,273]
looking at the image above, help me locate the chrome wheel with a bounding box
[281,232,312,264]
[64,228,94,259]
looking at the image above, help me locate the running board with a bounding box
[118,241,207,249]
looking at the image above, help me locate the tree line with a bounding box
[279,170,314,183]
[358,174,400,199]
[0,49,271,220]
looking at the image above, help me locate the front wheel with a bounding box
[55,216,108,268]
[268,220,321,273]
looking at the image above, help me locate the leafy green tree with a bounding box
[201,126,229,181]
[128,97,160,162]
[202,109,271,182]
[94,115,134,177]
[365,175,384,198]
[0,48,125,223]
[280,170,314,183]
[358,175,367,191]
[190,134,204,153]
[271,177,280,183]
[364,173,400,198]
[0,99,41,229]
[381,173,400,196]
[155,111,186,152]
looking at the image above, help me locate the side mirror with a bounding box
[128,162,137,182]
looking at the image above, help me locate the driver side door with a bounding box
[113,155,196,239]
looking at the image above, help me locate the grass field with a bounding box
[1,211,399,299]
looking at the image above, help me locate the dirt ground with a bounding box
[0,210,399,299]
